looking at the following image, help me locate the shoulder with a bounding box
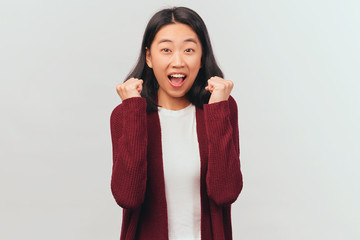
[228,95,238,112]
[110,102,124,124]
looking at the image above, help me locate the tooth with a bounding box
[171,74,185,78]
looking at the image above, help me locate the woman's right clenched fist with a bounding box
[116,78,143,101]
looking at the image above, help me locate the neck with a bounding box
[157,91,191,111]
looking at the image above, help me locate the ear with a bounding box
[145,47,153,68]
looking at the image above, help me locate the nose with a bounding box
[171,52,184,68]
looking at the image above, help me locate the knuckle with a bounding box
[117,84,124,91]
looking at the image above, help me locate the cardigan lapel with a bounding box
[196,106,213,239]
[139,110,169,239]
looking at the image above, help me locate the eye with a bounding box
[161,48,171,53]
[185,49,194,53]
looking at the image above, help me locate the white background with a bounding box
[1,0,359,239]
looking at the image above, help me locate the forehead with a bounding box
[153,23,200,44]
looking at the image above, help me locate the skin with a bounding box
[116,22,234,110]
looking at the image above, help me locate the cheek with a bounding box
[152,57,168,71]
[188,56,202,69]
[151,61,169,84]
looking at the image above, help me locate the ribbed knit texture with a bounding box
[110,96,243,240]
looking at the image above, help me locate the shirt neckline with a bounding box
[158,103,194,117]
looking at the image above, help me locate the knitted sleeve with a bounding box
[203,95,243,205]
[110,97,148,209]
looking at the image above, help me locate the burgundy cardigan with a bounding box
[110,96,243,240]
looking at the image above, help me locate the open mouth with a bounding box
[168,74,187,88]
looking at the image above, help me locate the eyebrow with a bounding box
[157,38,198,44]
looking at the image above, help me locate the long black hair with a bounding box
[125,6,224,112]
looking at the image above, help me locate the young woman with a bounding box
[110,6,243,240]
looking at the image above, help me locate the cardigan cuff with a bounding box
[203,100,230,121]
[122,97,147,112]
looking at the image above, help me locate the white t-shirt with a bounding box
[158,104,201,240]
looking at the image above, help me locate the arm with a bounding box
[204,96,243,205]
[110,97,147,209]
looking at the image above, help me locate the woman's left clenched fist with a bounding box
[205,76,234,104]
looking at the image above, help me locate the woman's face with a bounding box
[146,22,202,108]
